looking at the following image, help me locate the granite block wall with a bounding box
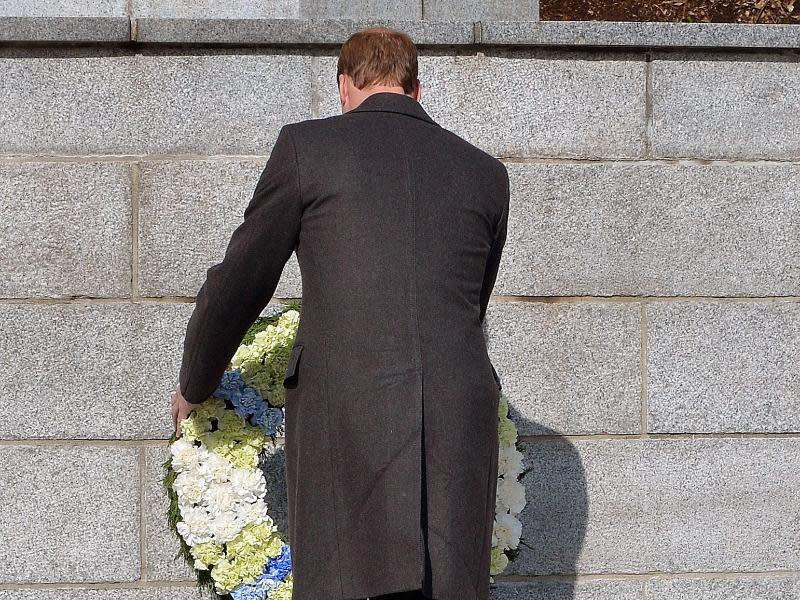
[0,3,798,599]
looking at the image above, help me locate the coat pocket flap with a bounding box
[283,344,304,387]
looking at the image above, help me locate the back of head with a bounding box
[337,27,420,111]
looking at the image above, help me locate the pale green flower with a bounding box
[498,393,509,419]
[180,414,210,441]
[191,541,224,567]
[193,397,225,421]
[218,410,247,432]
[498,415,517,448]
[489,545,509,575]
[210,557,239,593]
[231,345,259,369]
[270,574,294,600]
[242,427,268,449]
[241,366,282,406]
[227,445,260,470]
[261,531,284,559]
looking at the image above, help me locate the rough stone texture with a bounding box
[490,580,643,600]
[0,16,130,40]
[0,161,132,299]
[137,159,302,298]
[498,162,800,297]
[481,20,800,49]
[505,437,800,575]
[652,51,800,160]
[0,47,134,154]
[315,49,647,158]
[0,0,126,16]
[425,0,538,20]
[484,301,641,436]
[0,302,194,439]
[134,17,475,45]
[0,445,140,582]
[647,301,800,434]
[299,0,420,19]
[645,575,800,599]
[133,0,299,19]
[0,47,313,155]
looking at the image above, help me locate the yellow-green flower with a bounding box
[226,446,260,470]
[243,427,268,449]
[210,557,239,593]
[179,415,209,441]
[498,415,517,448]
[231,343,261,370]
[191,541,223,567]
[489,545,509,575]
[219,410,247,432]
[261,532,284,559]
[271,574,294,600]
[498,394,509,419]
[241,367,280,404]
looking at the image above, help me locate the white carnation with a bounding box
[197,452,232,484]
[492,513,522,550]
[209,511,245,543]
[243,498,273,526]
[170,438,201,473]
[498,445,524,479]
[173,471,208,506]
[193,445,212,463]
[229,468,267,502]
[496,476,526,515]
[176,505,214,545]
[205,481,238,515]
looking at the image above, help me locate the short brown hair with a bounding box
[337,27,419,94]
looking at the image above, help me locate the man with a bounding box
[171,26,509,600]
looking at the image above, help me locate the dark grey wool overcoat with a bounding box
[178,91,509,600]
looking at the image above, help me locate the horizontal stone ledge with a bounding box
[0,16,130,42]
[0,17,798,49]
[481,20,800,49]
[134,17,477,45]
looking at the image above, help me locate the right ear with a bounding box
[338,74,348,111]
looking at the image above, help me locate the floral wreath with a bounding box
[164,304,528,599]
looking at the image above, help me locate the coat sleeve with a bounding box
[178,124,302,405]
[478,165,510,325]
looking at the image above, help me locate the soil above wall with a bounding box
[540,0,800,24]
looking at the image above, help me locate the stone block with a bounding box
[0,161,131,299]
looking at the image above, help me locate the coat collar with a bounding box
[347,92,439,127]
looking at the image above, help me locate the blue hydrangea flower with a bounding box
[232,577,278,600]
[260,543,292,581]
[213,369,285,436]
[212,369,262,417]
[253,406,285,437]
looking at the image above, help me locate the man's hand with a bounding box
[170,388,197,439]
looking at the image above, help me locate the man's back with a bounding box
[282,92,509,600]
[287,92,508,383]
